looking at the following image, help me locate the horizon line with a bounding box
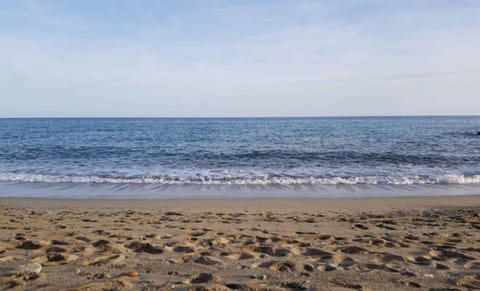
[0,114,480,119]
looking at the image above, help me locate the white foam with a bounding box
[0,173,480,185]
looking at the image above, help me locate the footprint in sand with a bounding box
[375,252,407,264]
[339,245,367,255]
[302,248,334,260]
[193,255,224,266]
[51,239,69,246]
[126,241,163,254]
[226,252,256,260]
[17,240,42,250]
[317,264,337,271]
[407,255,433,266]
[82,254,125,266]
[428,249,474,264]
[434,262,450,270]
[361,263,399,273]
[44,245,69,263]
[331,254,356,270]
[92,239,110,248]
[258,260,297,272]
[172,245,196,253]
[246,245,291,257]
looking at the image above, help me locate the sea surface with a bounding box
[1,117,480,198]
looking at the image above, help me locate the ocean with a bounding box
[1,116,479,198]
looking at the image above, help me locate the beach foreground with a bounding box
[1,197,480,290]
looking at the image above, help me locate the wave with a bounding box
[4,148,480,165]
[1,173,480,185]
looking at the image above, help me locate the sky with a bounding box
[0,0,479,117]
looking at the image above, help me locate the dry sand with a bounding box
[1,196,480,290]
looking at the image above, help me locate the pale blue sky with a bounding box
[1,0,479,117]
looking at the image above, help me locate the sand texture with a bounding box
[1,197,480,290]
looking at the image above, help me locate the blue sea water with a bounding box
[0,117,480,198]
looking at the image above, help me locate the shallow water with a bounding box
[1,117,479,198]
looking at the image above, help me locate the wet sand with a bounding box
[1,196,480,290]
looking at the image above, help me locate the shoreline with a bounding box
[1,182,480,201]
[2,194,480,211]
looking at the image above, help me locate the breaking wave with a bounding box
[1,173,480,185]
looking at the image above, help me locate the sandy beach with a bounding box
[1,196,480,290]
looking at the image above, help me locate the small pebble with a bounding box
[423,273,434,278]
[250,274,267,280]
[124,271,139,278]
[191,272,216,283]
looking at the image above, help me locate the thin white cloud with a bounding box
[0,1,479,117]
